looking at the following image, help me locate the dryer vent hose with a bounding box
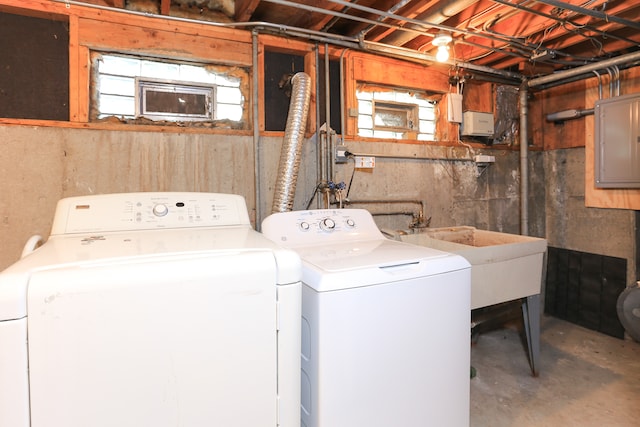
[272,72,311,214]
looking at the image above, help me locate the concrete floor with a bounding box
[470,314,640,427]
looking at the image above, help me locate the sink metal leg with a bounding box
[522,294,540,377]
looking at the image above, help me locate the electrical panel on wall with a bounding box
[447,93,463,123]
[595,93,640,188]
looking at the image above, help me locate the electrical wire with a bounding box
[304,183,322,210]
[345,154,357,200]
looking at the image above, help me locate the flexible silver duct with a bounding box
[272,72,312,213]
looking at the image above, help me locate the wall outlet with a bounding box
[355,156,375,168]
[335,145,349,163]
[474,155,495,163]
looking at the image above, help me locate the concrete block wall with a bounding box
[0,125,544,271]
[4,124,633,292]
[544,148,636,287]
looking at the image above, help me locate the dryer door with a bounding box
[27,251,278,427]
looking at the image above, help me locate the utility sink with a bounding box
[398,226,547,310]
[398,226,547,376]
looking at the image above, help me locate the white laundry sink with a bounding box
[398,226,547,310]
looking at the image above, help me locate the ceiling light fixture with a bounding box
[432,31,453,62]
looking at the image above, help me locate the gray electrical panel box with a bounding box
[595,93,640,188]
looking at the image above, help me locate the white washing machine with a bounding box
[0,192,302,427]
[262,209,471,427]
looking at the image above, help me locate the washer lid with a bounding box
[0,227,301,321]
[294,238,470,292]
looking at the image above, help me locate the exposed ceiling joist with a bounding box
[64,0,640,80]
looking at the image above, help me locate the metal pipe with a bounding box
[315,45,324,209]
[382,0,480,46]
[593,70,603,99]
[322,0,472,39]
[264,0,533,63]
[363,41,522,81]
[317,76,329,209]
[371,212,417,217]
[54,0,523,81]
[271,72,312,213]
[531,59,640,90]
[344,198,425,208]
[263,0,431,39]
[606,67,614,98]
[252,30,262,229]
[359,0,412,38]
[545,108,594,122]
[325,45,331,137]
[490,0,640,49]
[65,0,531,69]
[339,48,349,145]
[344,199,425,217]
[349,151,473,162]
[534,0,640,31]
[55,0,360,43]
[519,82,529,236]
[322,0,360,32]
[325,45,334,186]
[329,0,534,57]
[528,50,640,88]
[343,199,430,228]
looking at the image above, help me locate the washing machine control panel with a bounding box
[263,209,385,246]
[50,192,252,235]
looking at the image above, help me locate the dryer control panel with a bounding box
[50,192,251,235]
[262,209,385,246]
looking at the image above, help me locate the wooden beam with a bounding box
[68,14,80,122]
[0,0,68,21]
[78,17,253,66]
[235,0,260,22]
[350,52,449,92]
[456,0,634,70]
[160,0,170,16]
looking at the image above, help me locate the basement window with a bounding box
[92,53,245,125]
[372,101,417,132]
[356,84,437,141]
[137,79,214,121]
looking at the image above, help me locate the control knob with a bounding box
[152,203,169,217]
[320,217,336,231]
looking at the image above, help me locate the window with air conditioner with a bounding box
[92,53,245,126]
[137,79,214,121]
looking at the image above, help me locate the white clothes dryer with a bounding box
[262,209,471,427]
[0,192,302,427]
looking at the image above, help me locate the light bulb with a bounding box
[436,45,450,62]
